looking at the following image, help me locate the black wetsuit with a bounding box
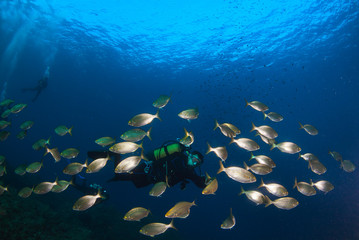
[108,150,206,189]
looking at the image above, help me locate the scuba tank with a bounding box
[152,141,185,161]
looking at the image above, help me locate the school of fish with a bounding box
[0,95,356,238]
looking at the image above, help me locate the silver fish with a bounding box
[230,137,260,151]
[206,142,228,161]
[310,179,334,193]
[139,220,176,237]
[294,177,316,196]
[263,112,283,122]
[265,196,299,210]
[217,161,256,183]
[239,186,266,205]
[258,178,288,197]
[221,208,236,229]
[244,162,272,175]
[270,142,301,154]
[249,153,276,168]
[251,123,278,139]
[299,122,318,135]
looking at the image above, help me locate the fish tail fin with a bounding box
[293,177,298,189]
[205,172,211,179]
[264,196,272,207]
[239,186,245,196]
[169,219,177,230]
[206,142,212,155]
[309,179,314,186]
[156,110,162,121]
[44,147,50,156]
[258,178,265,189]
[243,161,249,170]
[46,136,51,146]
[249,152,254,161]
[217,161,225,174]
[250,122,256,132]
[298,122,304,129]
[297,154,302,160]
[183,127,189,136]
[141,150,148,161]
[146,127,152,141]
[263,111,267,120]
[139,141,144,150]
[214,119,219,130]
[84,158,88,167]
[192,200,196,206]
[68,126,73,136]
[245,98,249,107]
[229,137,235,145]
[270,143,276,151]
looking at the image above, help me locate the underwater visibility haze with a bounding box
[0,0,359,239]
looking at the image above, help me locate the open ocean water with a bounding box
[0,1,358,240]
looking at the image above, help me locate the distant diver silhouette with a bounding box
[22,66,49,102]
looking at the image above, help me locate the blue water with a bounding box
[1,0,359,239]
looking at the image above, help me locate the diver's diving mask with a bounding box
[187,153,201,167]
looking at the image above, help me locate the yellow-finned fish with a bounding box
[249,153,276,168]
[270,142,301,154]
[310,179,334,193]
[213,120,237,138]
[18,187,33,198]
[120,128,152,142]
[299,122,318,135]
[263,112,283,122]
[250,123,278,139]
[139,220,176,237]
[63,160,88,175]
[95,137,116,147]
[123,207,151,221]
[26,160,43,174]
[44,147,61,162]
[265,196,299,210]
[245,99,268,112]
[153,95,171,109]
[55,125,73,136]
[340,160,356,173]
[149,182,167,197]
[244,162,272,175]
[33,178,58,194]
[206,142,228,161]
[60,148,80,159]
[109,141,143,154]
[165,201,196,219]
[239,186,266,205]
[217,161,256,183]
[178,108,199,121]
[258,178,288,197]
[128,110,161,127]
[293,177,316,196]
[86,155,110,173]
[230,137,260,152]
[73,190,104,211]
[221,208,235,229]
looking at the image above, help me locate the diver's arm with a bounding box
[186,170,206,189]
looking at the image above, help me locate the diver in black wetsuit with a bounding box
[105,141,207,190]
[22,66,49,102]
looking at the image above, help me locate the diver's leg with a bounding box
[32,89,42,102]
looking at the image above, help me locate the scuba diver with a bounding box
[22,66,49,102]
[88,141,208,190]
